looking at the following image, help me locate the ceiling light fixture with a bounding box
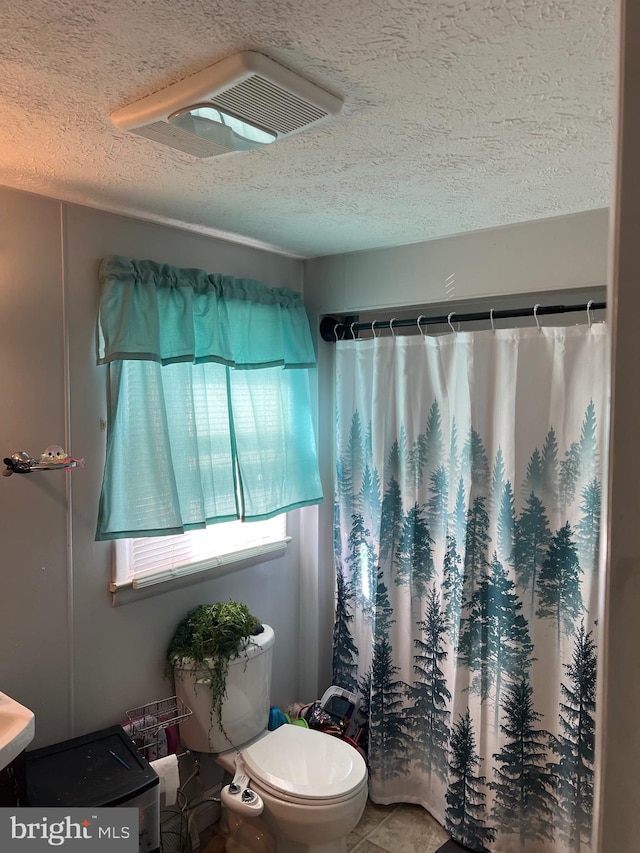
[168,104,276,152]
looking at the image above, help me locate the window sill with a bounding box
[110,538,290,607]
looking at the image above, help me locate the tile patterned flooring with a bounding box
[199,798,467,853]
[346,800,454,853]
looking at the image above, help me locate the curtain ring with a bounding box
[389,318,397,337]
[350,322,357,340]
[333,323,341,341]
[490,308,495,333]
[416,315,427,338]
[586,299,594,329]
[533,304,541,332]
[447,312,457,335]
[371,320,378,339]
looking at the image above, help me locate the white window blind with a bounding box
[112,515,288,591]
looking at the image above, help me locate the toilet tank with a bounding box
[174,624,274,753]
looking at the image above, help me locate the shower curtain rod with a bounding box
[319,300,607,342]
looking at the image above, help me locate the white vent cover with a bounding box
[111,51,343,158]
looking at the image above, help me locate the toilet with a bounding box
[174,624,368,853]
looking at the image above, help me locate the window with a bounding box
[110,515,288,601]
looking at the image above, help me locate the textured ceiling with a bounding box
[0,0,615,258]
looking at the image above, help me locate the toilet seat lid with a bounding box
[242,725,367,800]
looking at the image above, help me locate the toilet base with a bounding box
[224,807,348,853]
[223,809,275,853]
[224,805,353,853]
[273,840,347,853]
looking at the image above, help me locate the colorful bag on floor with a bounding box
[304,702,344,733]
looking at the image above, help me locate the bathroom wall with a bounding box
[0,185,307,748]
[303,208,610,691]
[0,189,71,744]
[0,185,610,750]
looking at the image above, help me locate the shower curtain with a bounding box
[332,323,608,853]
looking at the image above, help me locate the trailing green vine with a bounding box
[166,601,262,739]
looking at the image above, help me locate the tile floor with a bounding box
[346,800,454,853]
[199,798,468,853]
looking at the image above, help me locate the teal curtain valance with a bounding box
[97,255,316,368]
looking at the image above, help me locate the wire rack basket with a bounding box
[125,696,192,760]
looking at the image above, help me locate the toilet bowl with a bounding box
[218,724,368,853]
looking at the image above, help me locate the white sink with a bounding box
[0,691,35,771]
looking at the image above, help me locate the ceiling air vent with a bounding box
[111,51,343,158]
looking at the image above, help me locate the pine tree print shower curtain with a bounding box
[333,323,608,853]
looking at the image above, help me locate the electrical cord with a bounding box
[159,755,223,853]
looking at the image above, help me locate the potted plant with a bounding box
[166,601,262,734]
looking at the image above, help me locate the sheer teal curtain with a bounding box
[95,256,322,541]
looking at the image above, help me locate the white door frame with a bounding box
[598,1,640,849]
